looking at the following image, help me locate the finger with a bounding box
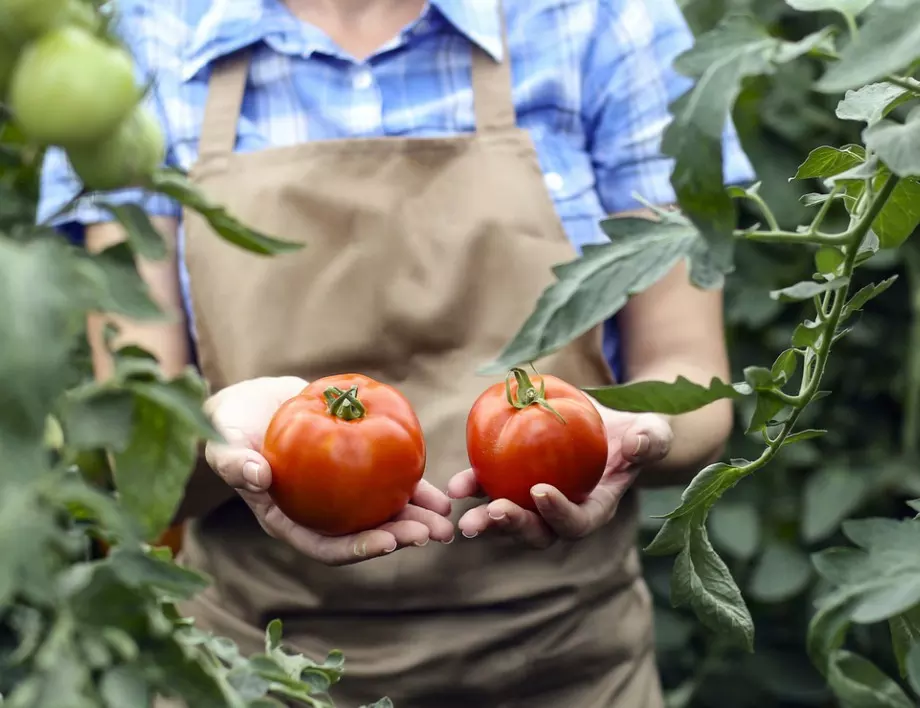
[529,484,591,539]
[411,479,453,517]
[446,468,486,500]
[621,414,673,465]
[394,504,455,543]
[457,503,492,538]
[206,434,272,493]
[485,499,556,549]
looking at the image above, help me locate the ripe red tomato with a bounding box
[467,368,608,512]
[262,374,426,536]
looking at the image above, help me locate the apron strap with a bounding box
[198,50,251,158]
[470,4,516,133]
[197,4,514,155]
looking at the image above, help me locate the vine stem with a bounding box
[884,74,920,95]
[734,175,900,478]
[733,229,848,246]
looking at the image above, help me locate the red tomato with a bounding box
[262,374,426,536]
[467,368,608,511]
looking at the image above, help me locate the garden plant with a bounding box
[1,0,920,706]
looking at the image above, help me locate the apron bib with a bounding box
[167,11,663,707]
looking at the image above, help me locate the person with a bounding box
[39,0,754,705]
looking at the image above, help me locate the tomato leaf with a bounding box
[671,514,754,652]
[585,375,750,415]
[770,277,850,302]
[111,390,199,541]
[78,242,165,320]
[478,216,711,374]
[864,107,920,179]
[905,643,920,696]
[889,606,920,680]
[645,514,692,557]
[837,82,912,126]
[128,378,220,442]
[108,547,209,601]
[826,650,914,708]
[708,501,761,561]
[807,597,855,678]
[795,145,866,180]
[785,0,874,16]
[660,462,746,520]
[150,168,302,256]
[100,666,150,708]
[783,428,827,446]
[58,386,135,451]
[97,202,167,261]
[801,467,869,543]
[816,0,920,92]
[748,542,813,603]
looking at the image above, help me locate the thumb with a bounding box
[205,426,272,493]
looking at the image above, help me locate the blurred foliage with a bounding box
[645,2,918,705]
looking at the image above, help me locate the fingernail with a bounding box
[488,511,506,521]
[532,492,548,500]
[633,435,649,457]
[414,538,430,547]
[462,530,478,539]
[242,461,262,487]
[442,536,455,545]
[383,543,398,553]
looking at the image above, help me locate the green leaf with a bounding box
[770,277,849,302]
[890,605,920,679]
[585,376,750,415]
[826,650,914,708]
[58,387,135,452]
[816,1,920,93]
[100,666,149,708]
[869,177,920,249]
[905,643,920,696]
[746,390,787,434]
[661,462,746,520]
[837,82,912,125]
[816,246,846,276]
[479,217,709,373]
[108,547,209,600]
[150,169,302,256]
[112,391,199,540]
[671,516,754,651]
[266,620,283,653]
[783,429,827,446]
[792,320,826,348]
[128,377,219,442]
[749,541,813,603]
[0,489,60,607]
[645,514,692,556]
[841,275,898,322]
[80,242,164,320]
[801,467,869,543]
[98,202,167,261]
[864,107,920,179]
[794,145,866,180]
[771,348,798,384]
[807,598,854,677]
[785,0,874,15]
[708,501,761,561]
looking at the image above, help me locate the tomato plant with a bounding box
[467,368,607,511]
[488,1,920,705]
[0,0,69,38]
[9,26,138,146]
[263,374,426,535]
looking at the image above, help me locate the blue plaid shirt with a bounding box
[38,0,754,373]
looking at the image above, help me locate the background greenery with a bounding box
[645,2,918,706]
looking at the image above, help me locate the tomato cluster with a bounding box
[0,0,165,190]
[263,369,608,535]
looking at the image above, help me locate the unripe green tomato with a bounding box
[0,0,69,38]
[67,104,166,191]
[9,26,139,147]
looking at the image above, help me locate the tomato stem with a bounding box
[323,386,367,421]
[504,367,566,424]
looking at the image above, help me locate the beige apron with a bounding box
[170,14,663,708]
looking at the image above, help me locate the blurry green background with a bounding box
[646,2,919,706]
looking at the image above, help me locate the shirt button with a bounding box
[353,70,373,90]
[544,172,564,192]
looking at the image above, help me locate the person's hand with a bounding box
[448,402,673,548]
[204,376,455,566]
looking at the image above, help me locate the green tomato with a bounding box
[67,104,166,191]
[0,0,69,38]
[9,26,138,147]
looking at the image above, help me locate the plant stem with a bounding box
[736,175,900,475]
[734,229,847,246]
[884,74,920,95]
[841,11,859,40]
[808,186,842,235]
[902,243,920,457]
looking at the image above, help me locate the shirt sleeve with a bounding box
[582,0,755,214]
[35,7,181,243]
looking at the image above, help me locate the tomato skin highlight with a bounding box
[262,374,426,536]
[467,370,608,512]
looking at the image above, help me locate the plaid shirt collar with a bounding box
[181,0,503,81]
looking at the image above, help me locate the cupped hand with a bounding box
[204,376,455,566]
[448,403,673,549]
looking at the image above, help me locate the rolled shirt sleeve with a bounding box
[583,0,755,214]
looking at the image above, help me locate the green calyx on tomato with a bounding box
[9,25,138,147]
[323,385,367,421]
[505,367,565,424]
